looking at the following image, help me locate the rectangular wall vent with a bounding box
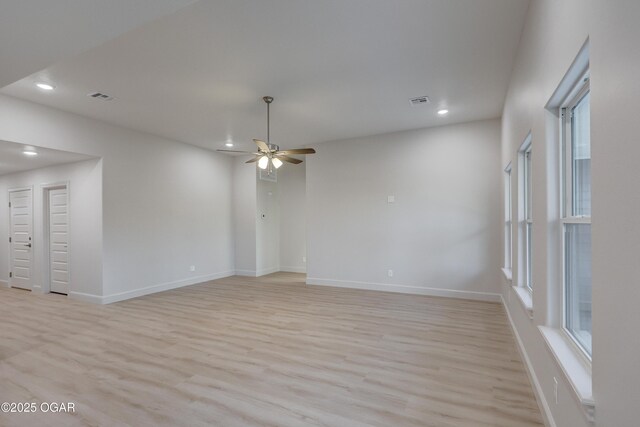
[409,95,430,106]
[87,92,114,101]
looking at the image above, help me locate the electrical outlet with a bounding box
[190,265,196,272]
[553,377,558,404]
[387,195,395,203]
[302,256,306,263]
[388,269,394,277]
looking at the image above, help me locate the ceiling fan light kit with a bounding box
[271,157,283,169]
[217,96,316,171]
[258,155,269,169]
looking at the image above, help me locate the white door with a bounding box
[49,188,69,294]
[9,189,33,290]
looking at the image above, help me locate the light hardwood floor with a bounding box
[0,273,543,427]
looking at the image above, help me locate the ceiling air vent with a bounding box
[409,95,430,107]
[87,92,114,101]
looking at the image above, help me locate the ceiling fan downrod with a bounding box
[263,96,277,152]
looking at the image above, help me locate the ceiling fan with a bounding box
[217,96,315,170]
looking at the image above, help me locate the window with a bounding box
[561,76,591,357]
[504,164,513,272]
[519,136,533,290]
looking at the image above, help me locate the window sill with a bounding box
[501,267,512,281]
[512,286,533,318]
[539,326,595,422]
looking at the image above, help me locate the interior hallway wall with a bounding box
[256,171,280,276]
[279,163,306,273]
[0,94,235,302]
[233,157,257,275]
[0,159,102,297]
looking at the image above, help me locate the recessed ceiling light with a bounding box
[35,82,55,91]
[225,142,234,147]
[437,109,449,116]
[23,150,38,156]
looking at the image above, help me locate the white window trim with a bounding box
[524,146,532,291]
[539,326,594,423]
[560,75,592,360]
[503,162,513,281]
[542,40,593,421]
[518,134,533,294]
[512,285,532,317]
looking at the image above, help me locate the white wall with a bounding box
[233,160,307,276]
[0,159,102,297]
[590,2,640,425]
[501,1,640,426]
[102,136,235,301]
[256,172,279,276]
[233,158,257,275]
[306,119,501,300]
[279,163,306,273]
[0,94,235,302]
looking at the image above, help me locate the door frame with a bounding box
[7,186,34,289]
[41,181,70,295]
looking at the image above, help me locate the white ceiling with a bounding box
[0,140,94,176]
[0,0,198,88]
[1,0,530,153]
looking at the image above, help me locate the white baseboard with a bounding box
[69,291,104,304]
[236,267,306,276]
[234,269,257,277]
[306,277,501,302]
[0,279,9,288]
[98,270,235,304]
[279,266,306,273]
[501,295,556,427]
[256,267,279,277]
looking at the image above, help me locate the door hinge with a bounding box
[9,272,12,278]
[8,202,10,208]
[8,237,11,243]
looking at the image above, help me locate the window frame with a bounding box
[538,41,593,417]
[519,135,533,292]
[524,145,533,290]
[561,78,591,219]
[504,163,513,273]
[560,74,592,360]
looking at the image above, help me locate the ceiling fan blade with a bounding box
[275,154,303,164]
[246,155,263,164]
[277,148,316,155]
[216,149,255,153]
[253,139,271,152]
